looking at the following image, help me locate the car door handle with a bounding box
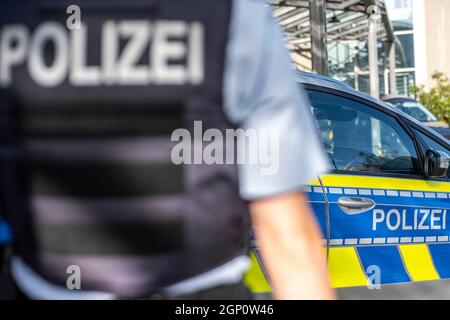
[337,197,376,215]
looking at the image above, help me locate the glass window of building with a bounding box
[385,0,416,97]
[385,0,414,31]
[395,33,415,69]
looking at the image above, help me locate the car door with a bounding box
[409,126,450,279]
[307,88,450,289]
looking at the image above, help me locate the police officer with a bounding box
[0,0,334,299]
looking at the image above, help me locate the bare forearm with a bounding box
[251,192,335,300]
[257,219,333,299]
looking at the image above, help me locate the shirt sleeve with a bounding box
[224,0,330,201]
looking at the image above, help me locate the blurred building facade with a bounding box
[411,0,450,88]
[273,0,450,97]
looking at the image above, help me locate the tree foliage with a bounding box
[412,71,450,124]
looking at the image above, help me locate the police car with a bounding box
[245,72,450,296]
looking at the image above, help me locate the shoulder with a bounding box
[230,0,273,33]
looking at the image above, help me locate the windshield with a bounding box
[391,101,437,122]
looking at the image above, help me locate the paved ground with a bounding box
[337,279,450,300]
[3,274,450,300]
[254,280,450,300]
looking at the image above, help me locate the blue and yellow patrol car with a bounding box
[245,72,450,296]
[0,71,449,298]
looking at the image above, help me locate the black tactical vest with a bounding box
[0,0,250,298]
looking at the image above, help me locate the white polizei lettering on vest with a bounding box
[152,21,188,85]
[0,25,28,87]
[1,20,205,87]
[117,21,151,85]
[28,22,69,87]
[70,24,100,86]
[188,22,204,85]
[101,20,118,85]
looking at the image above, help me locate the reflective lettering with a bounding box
[372,208,447,231]
[0,20,205,87]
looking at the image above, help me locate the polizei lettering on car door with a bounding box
[0,20,204,87]
[372,208,447,231]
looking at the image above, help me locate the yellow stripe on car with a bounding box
[399,244,440,282]
[328,247,367,288]
[243,251,271,293]
[316,174,450,193]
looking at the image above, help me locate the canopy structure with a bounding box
[269,0,396,97]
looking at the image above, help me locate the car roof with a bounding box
[381,94,416,102]
[296,71,401,114]
[295,71,448,143]
[295,71,353,90]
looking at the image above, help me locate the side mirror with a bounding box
[424,149,450,178]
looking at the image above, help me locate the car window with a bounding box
[307,90,419,175]
[392,101,437,122]
[413,129,450,179]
